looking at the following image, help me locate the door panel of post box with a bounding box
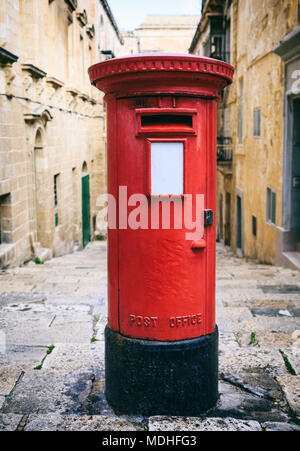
[117,96,215,341]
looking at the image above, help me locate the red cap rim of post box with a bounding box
[88,53,234,98]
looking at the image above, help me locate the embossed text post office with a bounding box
[89,54,234,415]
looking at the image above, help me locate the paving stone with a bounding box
[2,310,54,324]
[24,414,64,431]
[0,396,5,409]
[149,416,262,431]
[95,317,107,341]
[280,348,300,375]
[0,292,46,306]
[80,370,114,416]
[276,376,300,415]
[0,345,47,370]
[291,330,300,348]
[2,369,94,415]
[219,332,240,351]
[259,284,300,294]
[236,331,293,348]
[24,414,145,431]
[217,307,254,332]
[220,371,284,402]
[92,303,108,317]
[244,316,300,334]
[0,414,22,431]
[50,313,92,325]
[5,326,58,347]
[2,304,47,313]
[251,308,294,317]
[0,365,23,396]
[220,346,286,375]
[47,322,94,344]
[227,299,297,309]
[222,292,300,305]
[43,343,105,372]
[44,295,100,306]
[3,303,91,315]
[5,321,94,346]
[211,381,288,423]
[263,422,300,431]
[64,415,145,431]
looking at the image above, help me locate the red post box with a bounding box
[89,54,234,415]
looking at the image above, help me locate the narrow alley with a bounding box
[0,242,299,431]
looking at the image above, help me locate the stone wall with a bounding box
[0,0,122,267]
[191,0,300,265]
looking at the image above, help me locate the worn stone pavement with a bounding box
[0,241,300,431]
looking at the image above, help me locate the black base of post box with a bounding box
[104,326,219,416]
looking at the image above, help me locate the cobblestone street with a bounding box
[0,241,299,431]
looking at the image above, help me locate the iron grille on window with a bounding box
[217,137,232,162]
[253,108,261,137]
[266,187,276,225]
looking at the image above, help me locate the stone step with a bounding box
[282,252,300,270]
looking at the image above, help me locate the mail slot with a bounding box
[89,54,234,415]
[141,113,194,128]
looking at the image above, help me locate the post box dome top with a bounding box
[88,53,234,98]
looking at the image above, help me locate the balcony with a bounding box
[65,0,77,12]
[217,137,232,162]
[101,50,115,60]
[0,46,18,65]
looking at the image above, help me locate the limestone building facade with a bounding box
[121,15,200,55]
[190,0,300,269]
[0,0,123,267]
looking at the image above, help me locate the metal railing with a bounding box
[217,137,232,162]
[100,50,115,60]
[210,51,231,64]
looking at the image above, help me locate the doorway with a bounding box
[225,192,231,246]
[236,194,242,253]
[219,194,223,241]
[291,98,300,244]
[81,167,91,248]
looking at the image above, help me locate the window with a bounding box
[252,215,257,237]
[210,16,224,60]
[0,194,11,245]
[238,79,244,144]
[54,174,60,226]
[225,19,231,63]
[253,109,261,137]
[236,194,242,249]
[150,142,184,195]
[266,188,276,225]
[211,35,223,59]
[54,175,58,207]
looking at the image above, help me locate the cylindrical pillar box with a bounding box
[89,54,234,416]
